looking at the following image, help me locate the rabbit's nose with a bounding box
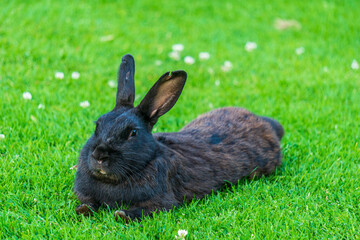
[92,144,108,162]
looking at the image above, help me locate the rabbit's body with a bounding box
[74,55,283,221]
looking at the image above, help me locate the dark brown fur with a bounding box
[74,54,284,221]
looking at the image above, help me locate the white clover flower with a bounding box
[23,92,32,100]
[155,60,162,66]
[351,59,359,70]
[100,35,114,42]
[169,51,181,61]
[215,80,220,86]
[323,66,329,73]
[221,61,233,72]
[172,44,184,52]
[108,80,117,88]
[178,229,188,236]
[295,47,305,55]
[55,72,64,79]
[34,198,38,203]
[199,52,210,60]
[245,42,257,52]
[38,104,45,109]
[175,229,188,239]
[224,61,232,67]
[184,56,195,65]
[274,18,301,30]
[80,100,90,108]
[71,72,80,79]
[0,134,5,140]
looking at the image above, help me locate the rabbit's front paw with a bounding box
[75,204,96,216]
[114,210,131,223]
[115,207,146,222]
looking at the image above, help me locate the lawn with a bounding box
[1,0,359,239]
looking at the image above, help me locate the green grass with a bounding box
[1,0,360,238]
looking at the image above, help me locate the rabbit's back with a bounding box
[181,107,281,139]
[154,107,282,200]
[182,107,282,175]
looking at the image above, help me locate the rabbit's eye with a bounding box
[129,129,138,138]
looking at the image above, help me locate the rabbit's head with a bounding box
[81,54,187,183]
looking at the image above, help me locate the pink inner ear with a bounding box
[150,109,158,119]
[149,95,175,119]
[126,71,130,80]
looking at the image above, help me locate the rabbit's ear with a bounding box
[137,70,187,127]
[115,54,135,109]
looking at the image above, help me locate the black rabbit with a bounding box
[74,54,284,222]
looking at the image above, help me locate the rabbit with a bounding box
[74,54,284,222]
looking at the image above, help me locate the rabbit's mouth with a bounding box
[89,158,120,182]
[91,168,120,183]
[93,167,107,175]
